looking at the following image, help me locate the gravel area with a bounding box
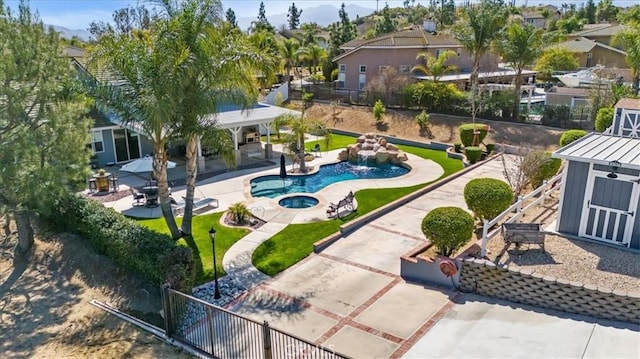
[485,192,640,295]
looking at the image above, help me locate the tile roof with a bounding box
[615,98,640,111]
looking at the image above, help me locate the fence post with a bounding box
[515,196,524,223]
[541,180,548,204]
[480,219,489,257]
[207,306,216,356]
[262,321,273,359]
[161,283,172,338]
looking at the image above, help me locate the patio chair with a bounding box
[130,188,145,206]
[308,143,321,157]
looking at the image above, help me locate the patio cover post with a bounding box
[228,127,242,166]
[261,122,273,159]
[196,136,206,171]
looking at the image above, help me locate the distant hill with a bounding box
[50,25,91,41]
[236,4,375,31]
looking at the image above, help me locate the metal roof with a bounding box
[202,103,301,129]
[552,133,640,170]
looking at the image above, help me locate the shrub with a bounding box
[464,178,513,221]
[415,110,430,130]
[421,207,474,257]
[458,123,489,147]
[43,191,195,292]
[485,143,495,155]
[595,107,614,133]
[402,81,466,112]
[559,129,587,147]
[330,68,339,81]
[373,99,386,124]
[228,202,251,224]
[542,105,572,127]
[464,146,482,164]
[454,142,462,153]
[523,151,562,188]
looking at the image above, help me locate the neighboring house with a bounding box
[332,23,498,91]
[65,46,300,168]
[550,38,628,69]
[552,98,640,251]
[520,6,561,29]
[567,24,626,49]
[543,87,590,108]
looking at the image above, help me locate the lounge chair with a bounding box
[131,188,145,206]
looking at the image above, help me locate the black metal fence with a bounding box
[161,285,349,358]
[291,85,594,130]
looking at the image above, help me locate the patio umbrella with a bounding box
[120,155,176,173]
[279,154,287,185]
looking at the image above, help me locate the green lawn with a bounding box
[253,134,464,276]
[137,212,249,284]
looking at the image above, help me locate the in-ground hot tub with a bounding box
[278,195,319,209]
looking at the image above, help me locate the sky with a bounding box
[4,0,638,30]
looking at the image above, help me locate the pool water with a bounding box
[250,161,409,198]
[279,195,319,209]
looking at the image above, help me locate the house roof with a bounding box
[615,98,640,111]
[552,133,640,169]
[550,37,627,55]
[335,25,459,62]
[571,24,626,38]
[414,69,537,82]
[202,103,301,129]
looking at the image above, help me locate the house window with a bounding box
[90,130,104,153]
[339,64,346,73]
[436,48,446,57]
[337,72,345,89]
[399,65,411,74]
[379,65,390,73]
[456,48,461,57]
[359,65,366,73]
[358,74,366,90]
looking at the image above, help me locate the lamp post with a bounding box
[209,227,221,300]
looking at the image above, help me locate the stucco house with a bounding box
[552,98,640,250]
[567,24,627,49]
[65,46,300,169]
[550,37,628,69]
[520,5,561,29]
[332,23,498,91]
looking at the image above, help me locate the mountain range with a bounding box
[50,3,376,41]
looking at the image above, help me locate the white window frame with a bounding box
[359,65,366,73]
[339,64,346,73]
[90,130,105,153]
[399,65,411,74]
[358,74,366,90]
[379,65,391,74]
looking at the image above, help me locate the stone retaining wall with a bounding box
[459,258,640,324]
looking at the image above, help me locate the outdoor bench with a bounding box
[327,191,355,218]
[502,222,545,252]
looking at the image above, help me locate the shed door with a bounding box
[579,173,638,246]
[618,110,640,138]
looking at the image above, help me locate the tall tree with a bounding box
[278,38,300,83]
[300,22,320,45]
[0,0,91,254]
[251,1,274,33]
[429,0,456,27]
[585,0,597,24]
[375,3,397,36]
[613,24,640,94]
[297,43,328,78]
[327,3,356,71]
[453,0,507,145]
[158,0,274,236]
[88,4,157,40]
[617,5,640,25]
[287,2,303,30]
[496,21,545,121]
[596,0,618,23]
[411,50,458,81]
[225,8,238,28]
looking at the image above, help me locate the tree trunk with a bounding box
[470,57,480,146]
[298,107,307,173]
[4,214,11,237]
[155,146,181,239]
[513,69,523,122]
[180,135,199,236]
[14,210,33,254]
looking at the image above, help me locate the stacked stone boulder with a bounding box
[337,133,408,164]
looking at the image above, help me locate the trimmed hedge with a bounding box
[454,142,462,153]
[464,178,513,221]
[559,129,587,147]
[464,146,482,164]
[421,207,474,257]
[485,143,495,155]
[459,124,489,147]
[523,151,562,188]
[595,107,614,133]
[44,191,195,292]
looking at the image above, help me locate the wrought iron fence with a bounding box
[161,285,349,359]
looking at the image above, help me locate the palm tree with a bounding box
[613,24,640,95]
[453,0,507,145]
[286,92,331,173]
[278,38,300,84]
[157,0,275,236]
[87,25,183,239]
[496,21,545,120]
[411,49,458,81]
[296,43,328,81]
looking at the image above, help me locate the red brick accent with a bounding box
[318,252,399,278]
[368,223,426,242]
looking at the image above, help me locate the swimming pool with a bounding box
[250,161,410,198]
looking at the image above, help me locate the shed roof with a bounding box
[552,133,640,169]
[615,98,640,111]
[202,103,301,129]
